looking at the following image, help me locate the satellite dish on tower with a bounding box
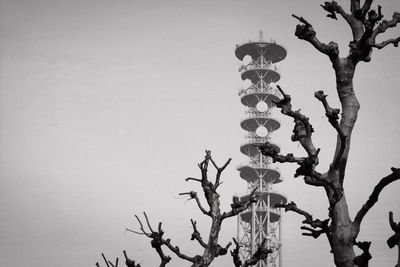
[242,79,252,89]
[243,55,253,66]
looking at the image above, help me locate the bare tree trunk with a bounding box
[329,58,358,267]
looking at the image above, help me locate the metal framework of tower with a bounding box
[233,33,287,267]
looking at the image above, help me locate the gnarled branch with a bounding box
[314,90,347,169]
[222,187,258,220]
[353,168,400,234]
[292,14,339,59]
[275,201,330,239]
[259,86,344,198]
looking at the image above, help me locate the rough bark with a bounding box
[259,1,400,266]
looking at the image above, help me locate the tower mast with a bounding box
[233,35,287,267]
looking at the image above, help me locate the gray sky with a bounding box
[0,0,399,266]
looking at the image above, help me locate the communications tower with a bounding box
[233,32,287,267]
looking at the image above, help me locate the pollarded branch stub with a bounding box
[320,2,338,20]
[230,238,243,267]
[353,240,372,267]
[321,1,354,24]
[190,219,207,248]
[293,14,316,39]
[215,242,232,257]
[291,14,340,59]
[123,251,142,267]
[387,211,400,249]
[389,211,400,232]
[314,91,341,127]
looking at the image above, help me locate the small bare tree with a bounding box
[259,1,400,267]
[125,150,266,267]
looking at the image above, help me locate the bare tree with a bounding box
[125,150,268,267]
[259,1,400,267]
[387,212,400,267]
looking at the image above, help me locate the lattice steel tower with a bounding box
[233,32,287,267]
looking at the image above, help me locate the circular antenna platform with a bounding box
[237,165,282,184]
[235,42,287,63]
[238,191,287,207]
[241,209,281,223]
[240,116,280,132]
[241,91,280,108]
[241,68,280,84]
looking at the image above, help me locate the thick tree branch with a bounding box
[273,85,317,157]
[258,85,345,197]
[292,14,339,59]
[314,90,347,169]
[353,168,400,234]
[275,201,330,239]
[222,188,258,220]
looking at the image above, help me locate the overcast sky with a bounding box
[0,0,399,266]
